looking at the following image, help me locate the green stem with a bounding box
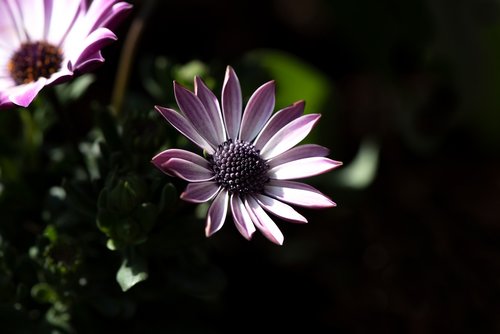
[111,0,158,117]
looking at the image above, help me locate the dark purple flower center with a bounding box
[209,139,269,194]
[8,41,63,85]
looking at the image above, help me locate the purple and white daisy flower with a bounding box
[152,66,342,245]
[0,0,132,109]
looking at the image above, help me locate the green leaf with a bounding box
[43,225,58,243]
[55,74,95,105]
[335,137,379,189]
[31,283,59,304]
[172,60,211,88]
[245,49,332,113]
[116,249,148,292]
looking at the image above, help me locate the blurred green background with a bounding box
[2,0,500,333]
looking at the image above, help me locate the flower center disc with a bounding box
[209,139,269,194]
[8,41,63,85]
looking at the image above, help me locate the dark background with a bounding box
[3,0,500,333]
[108,0,500,333]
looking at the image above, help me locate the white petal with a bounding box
[18,0,45,41]
[221,66,242,139]
[260,114,321,160]
[244,196,284,245]
[155,106,215,154]
[152,149,207,170]
[46,0,82,45]
[163,158,214,182]
[267,144,330,169]
[181,182,220,203]
[268,157,342,180]
[253,100,304,151]
[0,0,24,48]
[8,78,47,107]
[264,180,336,208]
[206,190,229,237]
[0,77,14,90]
[195,76,226,144]
[174,81,219,148]
[230,193,256,240]
[255,194,307,223]
[239,80,275,142]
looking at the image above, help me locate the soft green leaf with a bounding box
[43,225,58,243]
[335,137,379,189]
[31,283,58,304]
[55,74,95,105]
[116,250,148,292]
[172,60,211,88]
[245,49,332,112]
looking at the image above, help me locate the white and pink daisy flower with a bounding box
[0,0,132,109]
[152,66,342,245]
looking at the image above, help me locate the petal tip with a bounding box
[242,231,255,241]
[323,200,337,208]
[224,66,238,81]
[293,100,305,109]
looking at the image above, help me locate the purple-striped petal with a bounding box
[0,94,14,109]
[244,196,284,245]
[255,194,307,223]
[56,0,130,58]
[63,52,102,75]
[181,182,220,203]
[70,27,117,70]
[8,78,47,107]
[75,0,132,36]
[230,194,256,240]
[45,0,81,44]
[260,114,321,160]
[267,144,330,168]
[264,180,336,208]
[1,0,24,46]
[239,80,275,142]
[42,0,53,40]
[155,106,214,154]
[18,0,45,41]
[253,100,304,150]
[206,190,229,236]
[151,149,208,171]
[194,76,227,144]
[195,76,226,144]
[268,157,342,180]
[92,2,133,31]
[174,82,220,148]
[45,64,74,85]
[163,158,214,182]
[221,66,242,139]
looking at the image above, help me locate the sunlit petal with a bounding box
[230,194,256,240]
[0,0,131,110]
[245,196,284,245]
[206,190,229,237]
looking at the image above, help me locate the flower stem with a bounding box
[111,0,158,117]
